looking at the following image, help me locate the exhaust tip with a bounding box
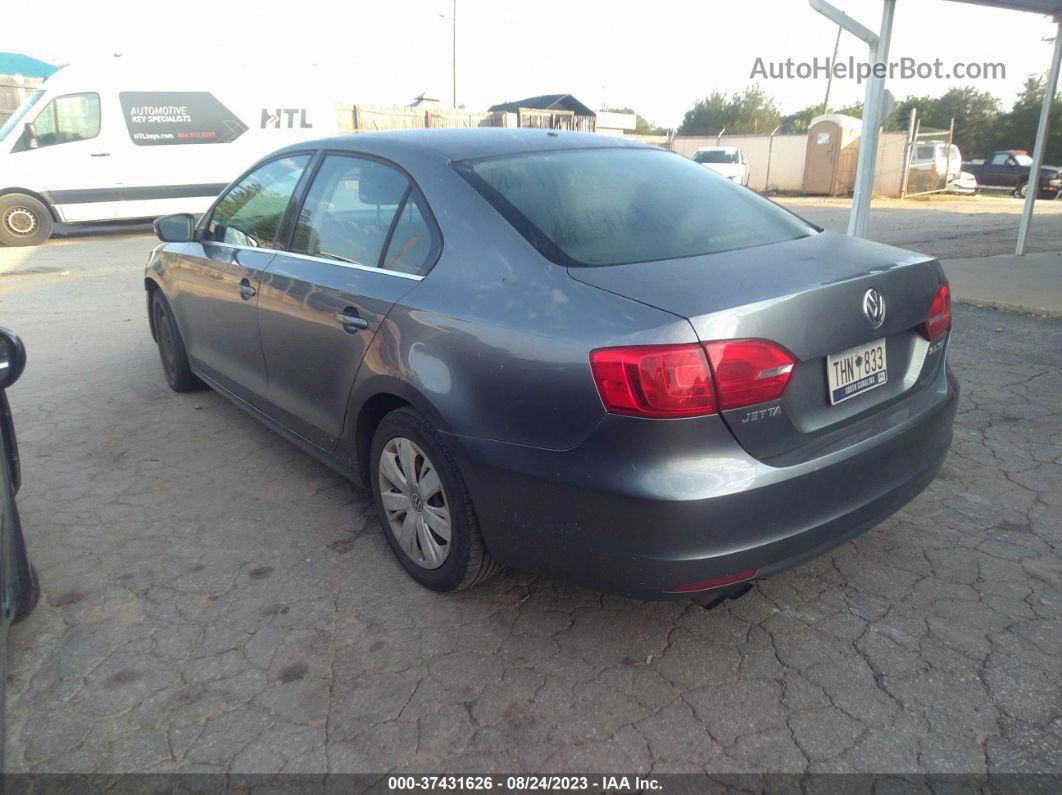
[690,582,754,610]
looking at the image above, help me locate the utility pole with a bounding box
[822,25,842,116]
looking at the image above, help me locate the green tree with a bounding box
[780,103,827,133]
[999,76,1062,164]
[678,85,782,135]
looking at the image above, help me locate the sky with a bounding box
[5,0,1058,128]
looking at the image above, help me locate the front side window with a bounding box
[916,146,935,160]
[209,155,310,248]
[291,154,436,275]
[457,147,815,267]
[990,153,1011,166]
[13,92,100,152]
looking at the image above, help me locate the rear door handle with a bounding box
[337,307,369,333]
[239,278,256,300]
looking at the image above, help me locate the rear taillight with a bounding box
[589,344,717,418]
[920,282,952,340]
[589,339,797,418]
[704,339,797,410]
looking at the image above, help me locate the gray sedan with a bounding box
[145,129,956,603]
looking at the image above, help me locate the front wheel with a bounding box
[1015,181,1029,199]
[151,291,203,392]
[0,193,53,247]
[370,407,501,591]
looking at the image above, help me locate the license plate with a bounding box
[826,338,887,405]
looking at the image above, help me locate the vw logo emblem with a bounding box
[863,288,886,328]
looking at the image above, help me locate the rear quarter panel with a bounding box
[342,158,697,452]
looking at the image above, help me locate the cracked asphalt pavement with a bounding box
[0,234,1059,775]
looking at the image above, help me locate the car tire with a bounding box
[13,565,39,623]
[1015,181,1029,199]
[0,193,53,247]
[370,407,502,592]
[151,291,203,392]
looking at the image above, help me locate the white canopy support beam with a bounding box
[1016,16,1062,255]
[809,0,897,238]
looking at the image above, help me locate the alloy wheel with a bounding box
[378,436,452,569]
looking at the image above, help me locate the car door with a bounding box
[257,153,438,449]
[987,153,1016,188]
[172,153,311,407]
[7,92,122,222]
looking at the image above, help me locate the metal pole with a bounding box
[822,25,843,115]
[943,116,955,191]
[848,0,896,238]
[717,127,726,145]
[900,107,917,199]
[1016,18,1062,256]
[765,124,781,192]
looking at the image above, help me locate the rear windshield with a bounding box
[693,149,739,164]
[455,147,814,267]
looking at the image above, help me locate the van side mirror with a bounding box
[0,327,27,390]
[154,213,197,243]
[22,122,38,150]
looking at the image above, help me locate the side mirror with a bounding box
[22,122,38,150]
[154,213,197,243]
[0,327,27,390]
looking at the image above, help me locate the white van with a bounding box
[0,59,339,246]
[908,140,964,194]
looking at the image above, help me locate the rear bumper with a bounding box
[447,368,958,600]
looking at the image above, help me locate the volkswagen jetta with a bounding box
[144,129,956,600]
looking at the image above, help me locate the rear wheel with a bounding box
[370,407,501,591]
[151,291,203,392]
[0,193,53,247]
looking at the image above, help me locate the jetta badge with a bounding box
[863,288,886,329]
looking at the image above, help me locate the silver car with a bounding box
[145,130,956,604]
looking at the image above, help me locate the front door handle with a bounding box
[90,152,111,157]
[239,279,256,300]
[337,307,369,333]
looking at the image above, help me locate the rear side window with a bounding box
[456,147,814,267]
[292,154,437,275]
[382,193,434,274]
[209,155,309,248]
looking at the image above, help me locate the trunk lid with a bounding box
[569,231,948,463]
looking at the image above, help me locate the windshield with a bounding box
[693,149,739,164]
[0,89,45,143]
[456,147,815,267]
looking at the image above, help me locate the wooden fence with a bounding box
[335,104,596,134]
[0,73,44,126]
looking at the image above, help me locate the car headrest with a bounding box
[359,164,407,206]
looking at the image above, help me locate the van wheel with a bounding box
[0,193,54,247]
